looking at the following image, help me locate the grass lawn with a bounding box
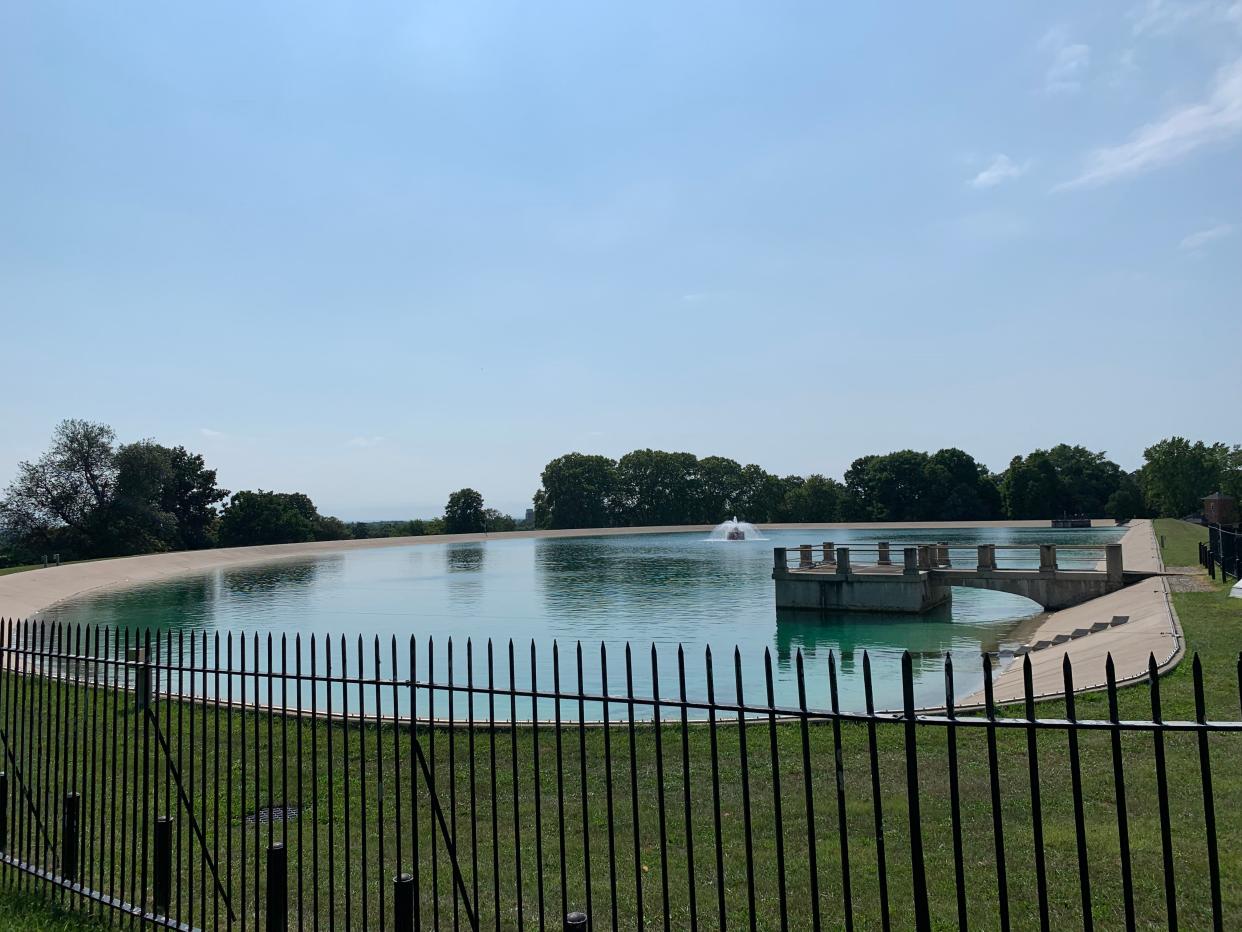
[1154,517,1209,567]
[0,892,108,930]
[0,521,1239,930]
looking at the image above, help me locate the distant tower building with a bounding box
[525,508,536,524]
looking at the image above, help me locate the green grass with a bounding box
[0,891,108,930]
[0,566,36,578]
[1154,517,1209,567]
[1,573,1240,929]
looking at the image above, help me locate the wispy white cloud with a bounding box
[1040,29,1091,94]
[969,154,1030,189]
[1130,0,1242,35]
[1057,58,1242,189]
[346,436,386,448]
[199,427,224,438]
[1180,222,1235,248]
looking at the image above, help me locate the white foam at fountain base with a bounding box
[707,517,767,541]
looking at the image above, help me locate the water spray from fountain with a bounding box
[707,517,766,541]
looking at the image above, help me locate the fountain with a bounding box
[708,517,765,542]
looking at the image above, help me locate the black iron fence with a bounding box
[1201,523,1240,583]
[0,618,1238,930]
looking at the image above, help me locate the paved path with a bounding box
[0,519,1115,619]
[959,520,1181,708]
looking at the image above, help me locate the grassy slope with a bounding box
[1154,517,1209,567]
[0,520,1239,930]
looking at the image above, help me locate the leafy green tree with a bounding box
[1140,437,1230,516]
[444,488,486,533]
[0,419,118,558]
[695,456,747,522]
[1042,445,1123,516]
[218,491,349,546]
[1105,473,1146,522]
[1001,451,1064,518]
[613,450,699,525]
[781,473,843,522]
[533,453,618,529]
[843,451,936,521]
[483,508,517,532]
[108,442,228,553]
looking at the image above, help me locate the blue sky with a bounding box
[2,2,1239,519]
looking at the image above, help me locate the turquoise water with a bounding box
[47,526,1123,715]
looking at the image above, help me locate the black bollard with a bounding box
[153,817,172,915]
[266,843,287,932]
[394,873,415,932]
[565,911,588,931]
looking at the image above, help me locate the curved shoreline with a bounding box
[0,519,1115,620]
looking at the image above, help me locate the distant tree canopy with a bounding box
[1138,437,1237,518]
[0,419,230,561]
[443,488,487,534]
[528,440,1241,530]
[216,490,350,547]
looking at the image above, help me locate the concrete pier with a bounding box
[773,542,1139,613]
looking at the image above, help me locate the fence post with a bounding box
[799,544,813,567]
[822,541,835,564]
[394,872,415,932]
[61,793,80,883]
[877,542,891,565]
[0,772,6,853]
[773,547,787,572]
[565,911,588,931]
[903,547,918,576]
[1039,544,1057,573]
[836,547,851,575]
[154,817,172,915]
[266,843,287,932]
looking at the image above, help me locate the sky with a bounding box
[1,2,1240,520]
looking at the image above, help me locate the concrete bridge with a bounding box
[773,542,1144,613]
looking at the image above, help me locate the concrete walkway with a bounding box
[959,519,1181,708]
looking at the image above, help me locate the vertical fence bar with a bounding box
[902,652,930,932]
[553,642,567,923]
[677,646,698,932]
[1192,655,1222,931]
[862,653,890,932]
[486,640,498,932]
[601,645,619,932]
[734,648,756,932]
[253,635,261,932]
[60,792,79,883]
[293,634,302,932]
[1104,655,1134,930]
[324,635,335,932]
[624,645,643,930]
[266,843,287,932]
[227,632,236,932]
[154,816,172,917]
[795,652,821,932]
[310,635,319,932]
[652,646,671,932]
[1063,656,1093,932]
[372,637,385,932]
[410,636,422,932]
[391,636,404,930]
[429,638,440,929]
[340,635,351,932]
[529,646,543,929]
[576,642,593,932]
[357,636,370,931]
[705,648,727,932]
[508,640,525,932]
[188,631,198,930]
[982,654,1010,932]
[1022,656,1049,932]
[763,649,789,932]
[828,652,853,932]
[467,639,480,928]
[445,638,456,932]
[1147,654,1177,930]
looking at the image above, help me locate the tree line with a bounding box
[0,420,514,566]
[530,440,1242,529]
[2,420,1238,565]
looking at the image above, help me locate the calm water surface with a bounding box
[48,526,1123,715]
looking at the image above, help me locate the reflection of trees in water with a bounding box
[221,558,335,596]
[533,538,732,619]
[445,545,486,573]
[773,605,1007,681]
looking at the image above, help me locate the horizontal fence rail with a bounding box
[0,618,1237,930]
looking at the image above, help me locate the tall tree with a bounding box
[109,441,228,553]
[1001,451,1064,519]
[613,450,700,525]
[1140,437,1230,517]
[444,488,487,533]
[217,490,348,546]
[533,453,618,529]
